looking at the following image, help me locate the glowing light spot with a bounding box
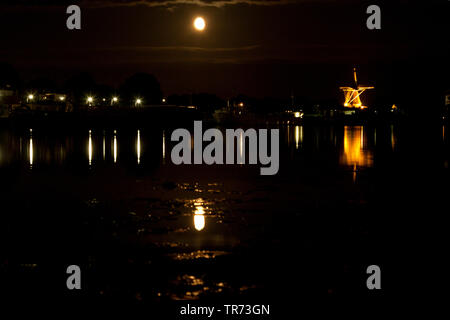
[135,98,142,106]
[194,17,206,31]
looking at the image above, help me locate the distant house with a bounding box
[22,92,68,112]
[39,93,67,103]
[0,88,14,100]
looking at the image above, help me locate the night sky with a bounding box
[1,0,448,99]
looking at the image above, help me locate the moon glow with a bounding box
[193,17,206,31]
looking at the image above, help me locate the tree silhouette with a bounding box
[0,63,21,89]
[27,78,57,93]
[119,73,162,105]
[64,72,96,105]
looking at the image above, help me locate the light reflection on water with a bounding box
[193,199,206,231]
[391,124,396,151]
[137,130,141,165]
[284,124,376,169]
[88,130,92,166]
[113,130,117,164]
[0,124,419,171]
[102,133,106,161]
[29,130,33,169]
[162,130,166,163]
[1,123,448,301]
[340,126,373,168]
[295,125,303,149]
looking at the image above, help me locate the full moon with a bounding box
[193,17,206,31]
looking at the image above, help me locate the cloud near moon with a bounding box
[77,0,298,9]
[1,0,363,9]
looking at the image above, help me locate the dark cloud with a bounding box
[0,0,328,9]
[83,0,295,8]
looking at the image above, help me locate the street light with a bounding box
[87,96,94,106]
[27,94,34,103]
[135,98,142,107]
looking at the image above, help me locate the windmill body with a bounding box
[340,68,374,109]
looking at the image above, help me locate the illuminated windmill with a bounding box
[340,68,374,109]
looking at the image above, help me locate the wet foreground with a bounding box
[1,120,448,312]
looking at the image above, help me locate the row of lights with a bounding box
[26,94,66,103]
[87,96,139,106]
[26,94,166,106]
[86,96,166,106]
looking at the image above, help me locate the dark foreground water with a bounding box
[1,119,448,312]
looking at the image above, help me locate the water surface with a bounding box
[1,122,448,303]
